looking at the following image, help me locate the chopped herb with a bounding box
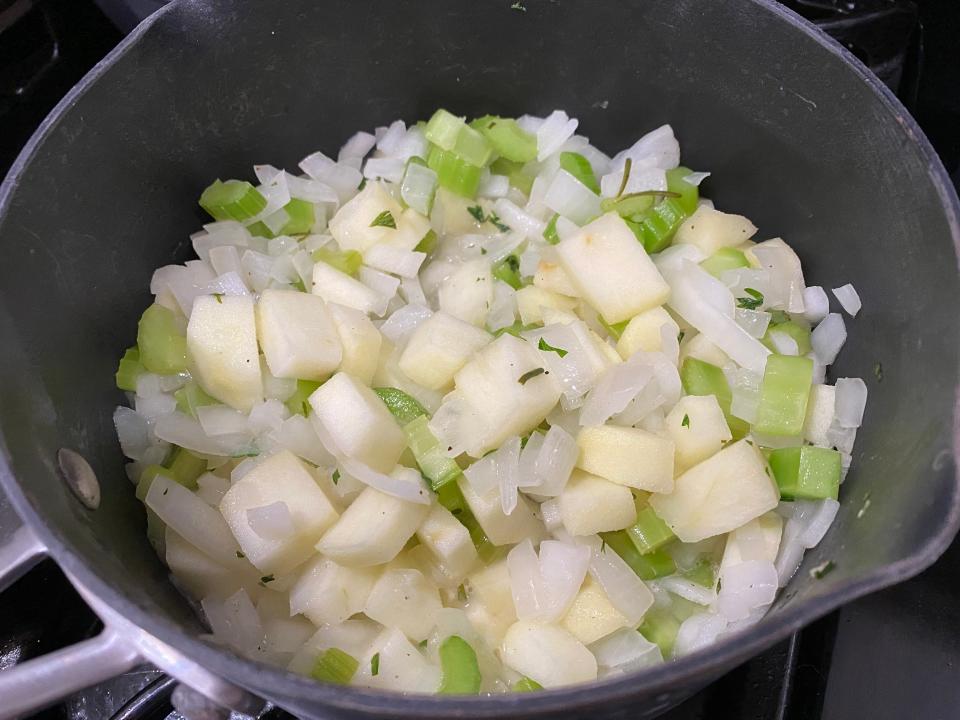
[162,488,169,496]
[810,560,835,579]
[418,639,429,649]
[769,310,789,325]
[538,337,568,357]
[236,551,245,559]
[332,469,340,485]
[213,293,223,304]
[260,574,275,584]
[489,212,510,232]
[678,330,685,343]
[600,538,608,553]
[874,362,884,382]
[357,177,367,191]
[480,247,487,255]
[510,0,526,11]
[457,584,468,602]
[518,368,546,384]
[370,210,397,229]
[467,205,485,223]
[371,652,380,676]
[615,157,632,198]
[681,414,690,428]
[736,287,764,310]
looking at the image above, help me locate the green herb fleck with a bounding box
[510,0,526,11]
[236,551,245,559]
[538,337,568,358]
[681,414,690,428]
[357,177,367,191]
[371,652,380,676]
[736,287,764,310]
[480,247,487,255]
[370,210,397,229]
[874,362,884,382]
[467,205,486,223]
[332,469,340,485]
[457,584,468,602]
[678,330,685,343]
[616,158,632,198]
[489,212,510,232]
[518,368,546,384]
[418,639,429,649]
[600,538,608,553]
[213,293,223,304]
[260,574,275,584]
[769,310,789,325]
[810,560,835,579]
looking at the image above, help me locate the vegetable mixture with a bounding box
[114,109,867,693]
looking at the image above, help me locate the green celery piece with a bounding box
[279,198,315,235]
[627,506,675,554]
[311,648,358,685]
[492,255,523,290]
[174,382,217,418]
[453,125,494,168]
[668,593,703,622]
[683,558,716,588]
[763,321,813,356]
[490,157,534,196]
[437,483,499,562]
[513,677,543,692]
[167,447,206,490]
[415,229,438,254]
[137,304,188,375]
[638,606,681,657]
[625,197,689,254]
[700,247,749,279]
[753,355,814,436]
[471,116,537,163]
[600,530,676,580]
[199,179,267,222]
[768,446,841,500]
[427,144,483,198]
[375,387,428,427]
[438,635,482,694]
[285,379,323,416]
[600,317,630,341]
[600,193,655,217]
[680,358,749,439]
[246,220,273,238]
[404,415,462,491]
[543,213,560,245]
[311,247,362,276]
[559,152,600,194]
[116,346,144,392]
[424,109,466,151]
[665,166,699,214]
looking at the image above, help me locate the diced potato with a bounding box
[312,262,382,315]
[673,206,758,255]
[316,486,429,566]
[555,212,670,324]
[328,181,403,253]
[534,257,579,297]
[500,621,598,688]
[364,568,443,642]
[458,477,542,546]
[465,559,516,647]
[561,575,630,645]
[219,450,340,574]
[288,556,378,626]
[398,312,491,391]
[559,470,635,536]
[679,332,730,368]
[256,289,342,381]
[616,307,680,359]
[308,372,405,472]
[438,258,493,327]
[515,286,578,326]
[387,209,434,253]
[431,189,495,237]
[720,512,784,574]
[803,384,836,448]
[165,528,259,600]
[187,294,263,411]
[649,439,780,543]
[416,504,479,579]
[363,628,441,692]
[577,426,674,493]
[664,395,732,473]
[326,303,382,385]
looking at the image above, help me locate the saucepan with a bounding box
[0,0,958,718]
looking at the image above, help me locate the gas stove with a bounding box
[1,1,958,719]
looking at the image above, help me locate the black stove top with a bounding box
[1,1,958,719]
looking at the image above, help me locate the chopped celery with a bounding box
[427,145,483,198]
[438,635,482,694]
[600,317,630,340]
[600,193,655,217]
[311,647,358,685]
[167,447,206,490]
[404,415,462,491]
[471,116,537,163]
[700,247,749,279]
[424,109,466,151]
[375,387,428,427]
[762,321,812,355]
[668,593,703,622]
[137,304,188,375]
[559,152,600,194]
[600,530,676,580]
[683,558,716,588]
[246,220,272,238]
[490,157,534,196]
[665,166,699,214]
[174,382,218,418]
[453,125,494,168]
[115,346,144,392]
[543,213,560,244]
[627,506,675,554]
[513,677,543,692]
[638,606,681,657]
[415,229,439,254]
[680,358,749,439]
[198,179,267,222]
[625,197,688,254]
[437,483,499,562]
[768,446,841,500]
[492,255,523,290]
[279,198,315,235]
[312,247,362,276]
[753,355,814,436]
[285,379,323,416]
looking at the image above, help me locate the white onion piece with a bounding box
[714,560,778,621]
[197,405,251,437]
[498,436,522,514]
[240,250,274,292]
[751,242,806,313]
[797,499,840,548]
[537,540,591,619]
[192,222,250,263]
[134,391,177,423]
[247,399,289,436]
[729,368,762,424]
[834,377,867,428]
[591,629,663,676]
[674,612,729,657]
[358,266,400,315]
[493,198,546,239]
[463,453,499,497]
[533,425,579,497]
[540,498,562,530]
[204,271,250,298]
[811,312,847,365]
[114,406,160,462]
[208,245,245,279]
[478,173,510,199]
[483,232,526,265]
[555,215,580,242]
[268,415,334,467]
[379,303,433,344]
[267,235,298,257]
[338,131,377,169]
[507,539,543,620]
[683,171,711,186]
[580,357,653,427]
[399,275,428,306]
[202,589,264,657]
[363,157,405,183]
[536,110,579,161]
[154,412,252,457]
[768,330,799,356]
[734,309,771,339]
[339,458,430,505]
[246,501,295,541]
[285,174,338,205]
[400,162,438,216]
[586,538,654,625]
[375,120,406,153]
[487,280,517,332]
[298,151,362,204]
[600,160,667,198]
[774,520,806,587]
[543,169,601,225]
[517,432,547,492]
[656,576,716,606]
[196,472,230,507]
[826,422,857,454]
[802,285,830,323]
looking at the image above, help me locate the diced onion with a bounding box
[714,560,778,621]
[591,628,663,676]
[379,303,433,344]
[542,169,601,225]
[536,110,579,161]
[802,285,830,323]
[811,312,847,365]
[246,501,295,541]
[338,458,430,505]
[834,377,867,428]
